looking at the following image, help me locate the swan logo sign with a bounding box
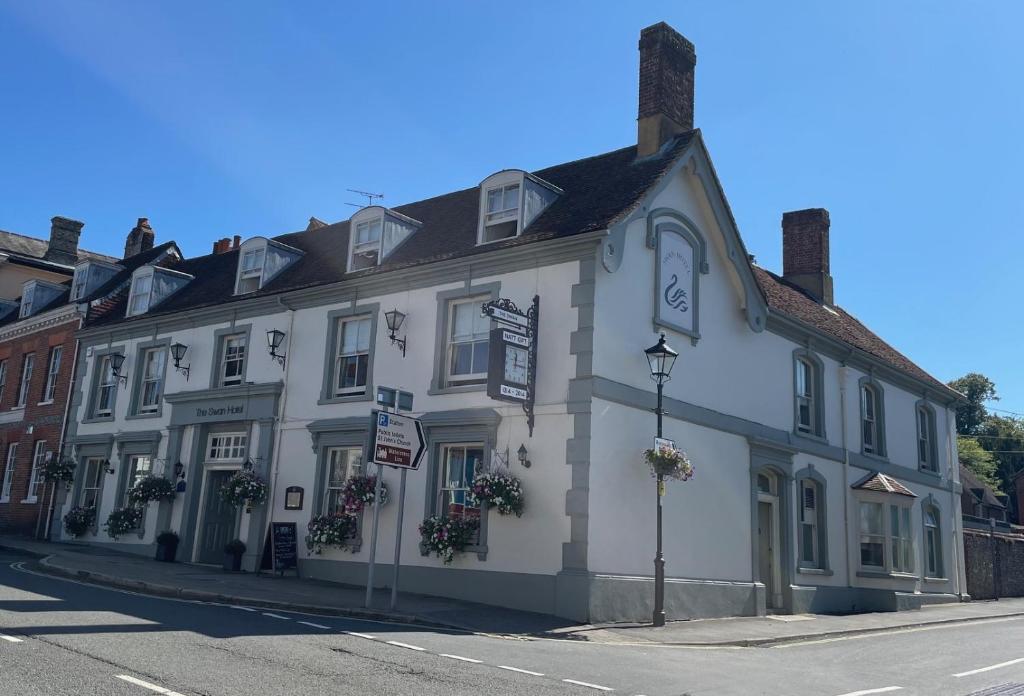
[656,227,696,336]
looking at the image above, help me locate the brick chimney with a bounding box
[782,208,834,305]
[637,22,696,158]
[45,216,83,266]
[212,237,232,254]
[124,218,155,259]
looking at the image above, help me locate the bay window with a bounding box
[858,498,915,575]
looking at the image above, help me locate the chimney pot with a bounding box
[637,22,696,158]
[45,216,84,266]
[782,208,833,305]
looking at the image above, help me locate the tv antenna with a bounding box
[345,188,384,209]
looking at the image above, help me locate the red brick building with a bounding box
[0,304,81,536]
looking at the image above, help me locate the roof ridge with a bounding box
[0,226,118,262]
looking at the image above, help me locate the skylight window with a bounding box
[346,207,420,272]
[477,171,561,245]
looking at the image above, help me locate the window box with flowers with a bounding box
[63,506,96,538]
[305,513,359,554]
[419,515,479,565]
[104,506,144,539]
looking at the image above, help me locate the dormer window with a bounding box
[233,238,302,295]
[126,265,194,318]
[477,170,561,245]
[71,260,123,302]
[346,207,420,272]
[238,247,265,294]
[19,280,65,319]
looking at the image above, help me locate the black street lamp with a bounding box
[644,333,678,627]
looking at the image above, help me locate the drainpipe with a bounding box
[264,296,296,568]
[838,362,852,588]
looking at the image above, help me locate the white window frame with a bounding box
[924,505,942,578]
[127,271,153,317]
[19,283,34,318]
[799,479,819,568]
[42,346,62,404]
[795,358,814,434]
[24,440,46,503]
[334,316,372,396]
[916,403,937,472]
[890,505,913,573]
[861,384,879,455]
[349,217,383,271]
[16,352,34,408]
[80,457,105,509]
[123,455,153,506]
[207,434,248,463]
[0,443,17,502]
[94,355,116,417]
[858,498,915,574]
[438,443,484,524]
[323,446,363,515]
[445,297,490,386]
[0,358,8,405]
[138,348,166,413]
[220,334,247,387]
[237,246,266,294]
[70,265,89,301]
[858,501,886,571]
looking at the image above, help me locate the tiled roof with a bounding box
[851,471,917,497]
[752,266,948,393]
[959,464,1005,508]
[0,229,118,267]
[86,134,697,326]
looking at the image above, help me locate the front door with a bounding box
[757,501,775,602]
[198,470,237,564]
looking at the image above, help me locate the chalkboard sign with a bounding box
[270,522,298,573]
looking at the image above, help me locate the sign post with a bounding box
[363,395,425,610]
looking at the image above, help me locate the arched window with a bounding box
[916,402,938,472]
[793,350,825,438]
[924,504,943,578]
[859,379,886,457]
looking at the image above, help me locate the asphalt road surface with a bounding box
[1,549,1023,696]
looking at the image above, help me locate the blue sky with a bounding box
[1,1,1021,413]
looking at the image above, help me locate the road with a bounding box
[1,549,1023,696]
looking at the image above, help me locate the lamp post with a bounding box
[644,333,678,627]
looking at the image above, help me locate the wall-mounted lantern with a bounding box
[103,459,115,475]
[173,461,185,480]
[384,308,408,357]
[169,342,191,380]
[108,353,129,388]
[517,443,531,469]
[267,329,287,368]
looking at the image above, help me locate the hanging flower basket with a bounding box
[341,474,388,514]
[43,457,76,484]
[419,515,478,565]
[469,472,525,517]
[63,506,95,537]
[218,470,268,508]
[104,507,144,539]
[644,447,695,481]
[126,475,176,506]
[305,514,358,554]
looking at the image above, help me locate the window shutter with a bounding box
[803,484,816,511]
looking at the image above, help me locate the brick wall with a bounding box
[0,317,79,537]
[963,528,1024,599]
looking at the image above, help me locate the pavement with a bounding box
[3,545,1024,696]
[3,535,1024,648]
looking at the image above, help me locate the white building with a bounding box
[56,22,966,622]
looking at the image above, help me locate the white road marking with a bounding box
[563,678,614,691]
[832,688,902,696]
[386,640,426,651]
[114,674,186,696]
[261,612,290,620]
[298,621,331,629]
[345,631,377,640]
[440,654,483,663]
[230,606,256,612]
[498,665,544,676]
[953,657,1024,677]
[0,634,23,643]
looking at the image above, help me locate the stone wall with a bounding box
[964,528,1024,600]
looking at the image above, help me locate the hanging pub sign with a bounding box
[653,222,704,343]
[482,295,539,436]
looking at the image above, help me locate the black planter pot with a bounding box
[223,552,243,572]
[155,542,178,563]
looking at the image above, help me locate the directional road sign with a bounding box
[370,410,426,470]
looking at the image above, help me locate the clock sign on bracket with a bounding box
[486,327,530,403]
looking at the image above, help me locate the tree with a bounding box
[957,437,1001,492]
[977,415,1024,489]
[947,373,998,436]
